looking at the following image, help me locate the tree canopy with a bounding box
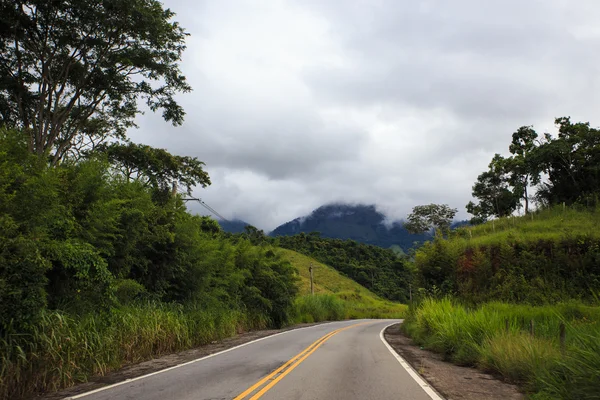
[466,154,520,223]
[99,142,211,195]
[466,117,600,222]
[0,0,190,162]
[404,203,458,235]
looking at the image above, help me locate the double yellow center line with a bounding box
[233,321,369,400]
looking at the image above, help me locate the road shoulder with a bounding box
[384,323,524,400]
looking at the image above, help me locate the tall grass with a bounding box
[0,303,264,400]
[1,294,407,400]
[455,204,600,245]
[402,298,600,399]
[293,294,347,322]
[292,293,407,323]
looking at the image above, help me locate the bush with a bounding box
[0,237,50,334]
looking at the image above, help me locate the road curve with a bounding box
[66,319,441,400]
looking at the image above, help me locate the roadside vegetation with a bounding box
[0,129,300,399]
[402,298,600,400]
[0,2,405,399]
[403,118,600,399]
[415,206,600,304]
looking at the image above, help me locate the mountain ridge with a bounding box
[270,203,429,251]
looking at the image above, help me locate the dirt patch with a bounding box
[35,322,322,400]
[384,324,524,400]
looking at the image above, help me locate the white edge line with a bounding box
[379,322,445,400]
[63,320,348,400]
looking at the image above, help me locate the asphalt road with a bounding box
[66,319,441,400]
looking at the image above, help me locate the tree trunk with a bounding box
[524,185,529,214]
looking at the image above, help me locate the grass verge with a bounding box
[402,298,600,399]
[0,304,264,400]
[1,249,408,399]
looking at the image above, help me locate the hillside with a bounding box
[459,205,600,244]
[279,249,407,319]
[271,204,428,251]
[218,219,251,234]
[276,234,413,302]
[415,205,600,303]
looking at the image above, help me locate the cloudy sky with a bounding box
[130,0,600,231]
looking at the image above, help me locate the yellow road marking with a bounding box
[233,328,340,400]
[234,321,370,400]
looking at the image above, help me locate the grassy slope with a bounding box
[462,205,600,245]
[405,206,600,399]
[279,248,407,319]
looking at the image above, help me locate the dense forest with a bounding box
[0,127,303,397]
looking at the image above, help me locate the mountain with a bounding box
[218,219,251,234]
[270,204,429,251]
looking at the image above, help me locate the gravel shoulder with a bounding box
[384,323,524,400]
[34,322,322,400]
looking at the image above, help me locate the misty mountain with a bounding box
[218,219,251,234]
[270,204,429,251]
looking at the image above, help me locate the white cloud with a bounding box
[130,0,600,231]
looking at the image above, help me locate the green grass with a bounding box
[414,205,600,303]
[403,298,600,399]
[455,205,600,246]
[0,304,263,400]
[280,249,408,320]
[293,294,347,322]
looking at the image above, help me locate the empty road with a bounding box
[66,320,442,400]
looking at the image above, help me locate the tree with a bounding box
[533,117,600,206]
[0,0,190,163]
[404,203,458,235]
[507,126,539,214]
[99,142,210,195]
[243,225,268,245]
[466,154,519,222]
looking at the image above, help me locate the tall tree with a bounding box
[466,154,519,222]
[404,203,458,235]
[99,142,210,195]
[507,126,539,214]
[0,0,190,163]
[533,117,600,206]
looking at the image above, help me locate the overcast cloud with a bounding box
[129,0,600,231]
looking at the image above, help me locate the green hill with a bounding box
[415,205,600,303]
[276,234,413,302]
[460,205,600,244]
[279,249,407,320]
